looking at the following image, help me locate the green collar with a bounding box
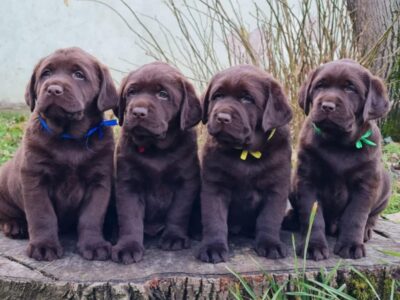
[312,123,322,135]
[312,123,376,149]
[355,130,377,149]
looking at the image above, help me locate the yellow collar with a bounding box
[240,128,276,160]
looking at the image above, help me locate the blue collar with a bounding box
[38,115,118,140]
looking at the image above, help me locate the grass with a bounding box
[0,110,399,216]
[0,110,27,165]
[383,142,400,215]
[0,110,399,297]
[228,202,400,300]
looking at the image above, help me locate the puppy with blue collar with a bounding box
[0,47,118,261]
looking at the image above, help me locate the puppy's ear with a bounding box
[363,75,390,122]
[298,68,318,115]
[25,59,43,112]
[262,78,292,132]
[114,76,128,126]
[180,79,202,130]
[97,64,119,112]
[201,81,213,124]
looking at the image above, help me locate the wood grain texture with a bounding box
[0,220,398,299]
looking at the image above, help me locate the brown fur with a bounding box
[290,59,391,260]
[0,47,118,261]
[197,65,292,263]
[111,62,201,264]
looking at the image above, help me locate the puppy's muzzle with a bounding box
[216,112,232,124]
[132,107,149,119]
[321,101,336,113]
[313,95,353,132]
[316,94,342,115]
[38,80,84,116]
[46,84,64,97]
[208,107,251,146]
[126,102,167,138]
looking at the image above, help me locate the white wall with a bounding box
[0,0,266,106]
[0,0,174,105]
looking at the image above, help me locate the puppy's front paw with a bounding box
[111,240,144,264]
[159,229,190,251]
[297,238,329,261]
[364,226,373,242]
[2,220,28,239]
[334,241,365,259]
[197,241,228,263]
[27,240,63,261]
[255,237,287,259]
[77,238,111,261]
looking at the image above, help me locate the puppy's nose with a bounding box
[46,84,63,96]
[216,112,232,124]
[321,101,336,113]
[132,107,148,118]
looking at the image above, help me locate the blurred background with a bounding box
[0,0,399,213]
[0,0,399,139]
[0,0,259,105]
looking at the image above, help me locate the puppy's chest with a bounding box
[133,152,182,185]
[228,189,263,233]
[133,155,182,204]
[134,158,182,235]
[144,183,175,228]
[313,147,368,176]
[309,147,374,206]
[45,152,102,212]
[52,144,98,166]
[218,154,275,185]
[231,188,263,209]
[47,165,86,208]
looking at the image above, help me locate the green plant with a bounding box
[382,142,400,215]
[85,0,400,144]
[0,111,27,165]
[227,202,400,299]
[84,0,360,142]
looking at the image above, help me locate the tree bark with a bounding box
[347,0,400,140]
[347,0,399,76]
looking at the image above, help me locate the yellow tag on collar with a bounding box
[239,128,276,161]
[240,150,262,160]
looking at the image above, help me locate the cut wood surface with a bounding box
[0,220,398,299]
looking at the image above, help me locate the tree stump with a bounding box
[0,220,399,299]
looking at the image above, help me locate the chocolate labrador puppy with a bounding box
[197,65,292,263]
[0,47,118,261]
[290,59,391,260]
[111,62,201,264]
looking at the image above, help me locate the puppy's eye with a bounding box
[41,69,52,78]
[212,92,223,100]
[314,81,327,90]
[344,82,357,93]
[158,90,169,100]
[127,88,137,97]
[73,71,85,80]
[240,94,254,104]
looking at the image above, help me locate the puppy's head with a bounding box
[202,65,292,148]
[116,62,201,143]
[25,47,118,123]
[299,59,389,135]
